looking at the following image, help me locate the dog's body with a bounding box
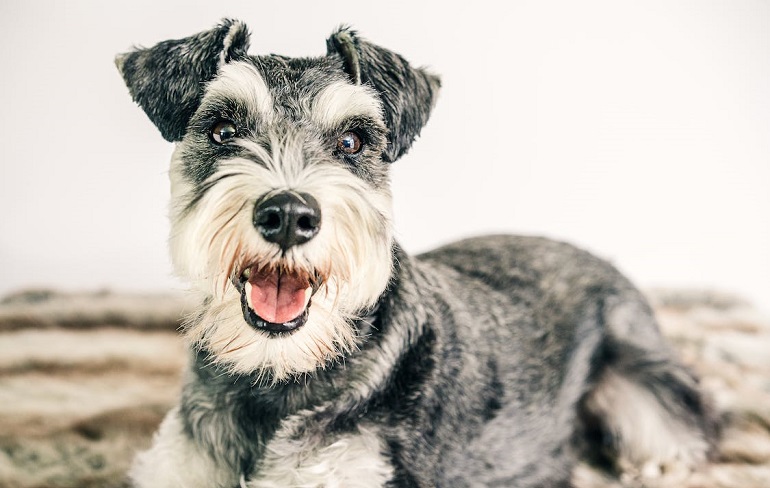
[117,20,716,487]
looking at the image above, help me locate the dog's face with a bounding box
[117,20,439,381]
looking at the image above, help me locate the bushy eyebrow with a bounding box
[202,61,274,122]
[310,81,383,131]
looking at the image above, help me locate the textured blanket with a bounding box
[1,289,768,487]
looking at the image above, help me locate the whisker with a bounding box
[183,172,245,214]
[221,338,259,356]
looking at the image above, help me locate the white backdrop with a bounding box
[1,0,768,311]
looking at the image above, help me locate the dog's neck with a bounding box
[178,245,434,475]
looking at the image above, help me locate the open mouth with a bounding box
[235,265,321,334]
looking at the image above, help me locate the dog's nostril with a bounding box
[297,216,314,231]
[259,212,282,231]
[253,192,322,250]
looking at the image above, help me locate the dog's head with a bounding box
[116,19,439,381]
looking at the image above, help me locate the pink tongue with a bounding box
[249,270,308,324]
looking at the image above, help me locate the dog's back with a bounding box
[405,235,717,485]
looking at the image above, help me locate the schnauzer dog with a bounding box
[116,19,716,488]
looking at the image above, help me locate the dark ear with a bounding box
[115,19,250,142]
[326,28,441,162]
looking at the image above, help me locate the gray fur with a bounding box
[326,28,441,162]
[117,20,716,488]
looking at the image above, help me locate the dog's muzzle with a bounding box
[234,192,323,334]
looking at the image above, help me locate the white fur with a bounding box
[310,81,382,130]
[204,61,274,122]
[168,132,393,380]
[219,21,246,68]
[586,370,709,477]
[247,423,393,488]
[130,407,238,488]
[132,408,393,488]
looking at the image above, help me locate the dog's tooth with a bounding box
[303,286,313,308]
[242,267,251,280]
[245,281,254,309]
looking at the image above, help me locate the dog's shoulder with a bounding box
[415,234,643,320]
[417,234,615,284]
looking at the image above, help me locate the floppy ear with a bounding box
[326,28,441,162]
[115,19,250,142]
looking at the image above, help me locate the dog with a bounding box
[116,19,717,488]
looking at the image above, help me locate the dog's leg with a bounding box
[245,423,393,488]
[129,407,238,488]
[581,295,717,481]
[438,299,606,488]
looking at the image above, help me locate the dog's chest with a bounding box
[248,426,393,488]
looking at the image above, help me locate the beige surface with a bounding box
[1,289,768,488]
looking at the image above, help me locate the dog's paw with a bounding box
[617,454,704,488]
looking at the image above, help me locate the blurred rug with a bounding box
[0,288,768,488]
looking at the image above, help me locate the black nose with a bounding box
[253,192,321,250]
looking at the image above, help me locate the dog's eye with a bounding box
[337,131,363,155]
[210,121,237,144]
